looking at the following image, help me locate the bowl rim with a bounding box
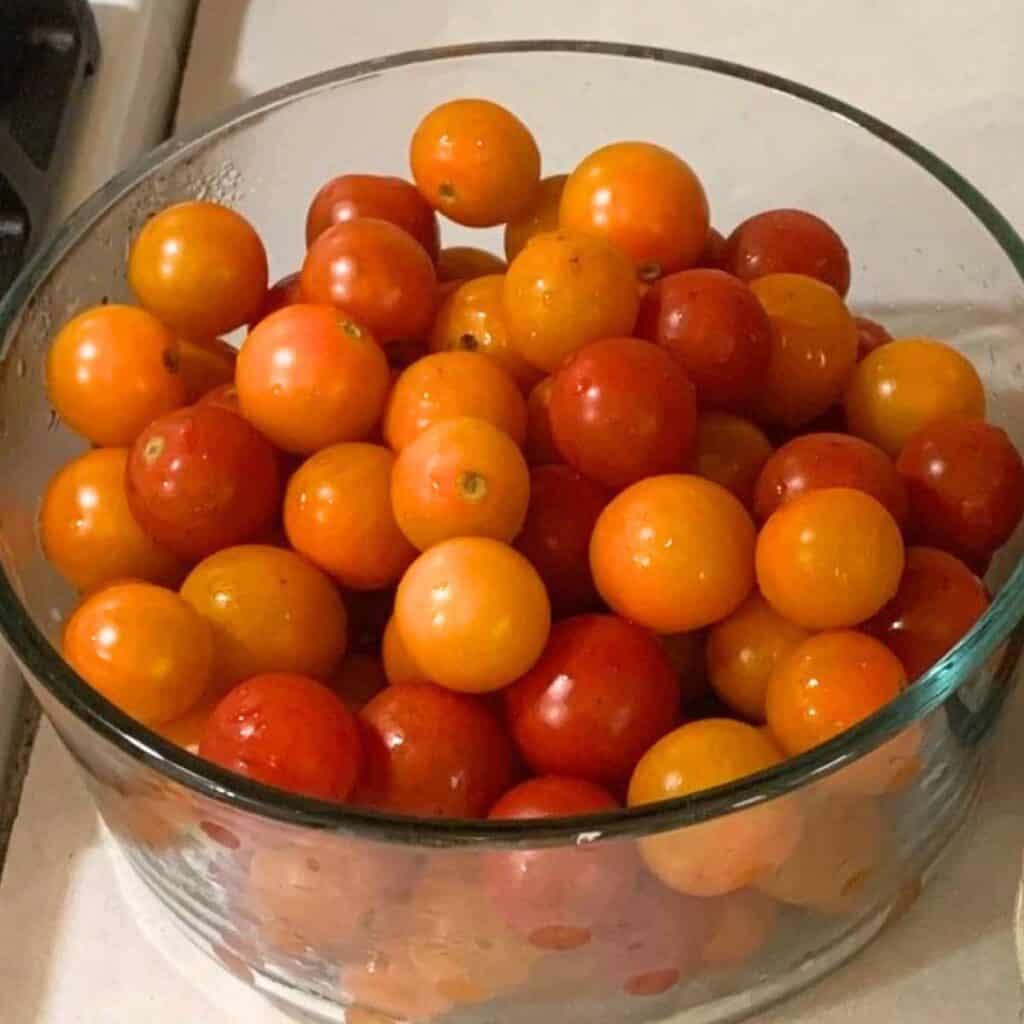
[3,39,1024,849]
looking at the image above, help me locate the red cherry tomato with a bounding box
[251,271,303,327]
[504,615,681,787]
[549,337,697,488]
[126,404,282,561]
[199,673,362,801]
[854,316,892,359]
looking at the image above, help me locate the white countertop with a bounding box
[4,2,1024,1021]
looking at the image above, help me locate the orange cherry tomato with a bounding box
[155,694,219,751]
[436,246,507,284]
[690,412,773,509]
[128,200,268,337]
[46,304,186,446]
[502,230,639,372]
[391,417,530,550]
[383,350,527,450]
[590,475,756,633]
[749,273,857,428]
[284,443,416,589]
[628,719,803,896]
[524,376,561,466]
[381,615,426,686]
[854,316,892,359]
[236,304,390,454]
[41,447,186,593]
[844,338,985,456]
[756,487,905,630]
[180,544,348,690]
[63,581,214,726]
[394,537,550,693]
[409,98,541,227]
[503,173,568,261]
[178,336,236,402]
[560,141,710,278]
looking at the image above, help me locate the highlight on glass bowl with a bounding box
[2,41,1024,1024]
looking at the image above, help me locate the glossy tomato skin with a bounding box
[524,377,561,465]
[549,337,698,489]
[436,246,507,284]
[305,173,440,259]
[854,316,892,359]
[503,174,568,261]
[896,415,1024,565]
[690,412,773,509]
[301,218,436,343]
[636,269,773,408]
[200,673,362,801]
[354,682,515,818]
[250,271,303,327]
[504,615,681,787]
[126,404,282,561]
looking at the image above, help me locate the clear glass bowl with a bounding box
[2,41,1024,1024]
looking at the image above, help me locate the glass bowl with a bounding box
[3,41,1024,1024]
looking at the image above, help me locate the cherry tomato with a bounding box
[180,544,348,688]
[381,615,426,686]
[690,412,773,509]
[700,889,778,969]
[128,200,268,337]
[753,431,907,526]
[46,304,186,446]
[749,273,857,428]
[854,316,892,359]
[177,336,236,403]
[237,304,390,453]
[196,381,240,413]
[864,546,989,680]
[354,682,515,817]
[126,404,282,561]
[721,209,850,296]
[628,719,802,896]
[503,173,568,261]
[549,337,697,488]
[200,673,361,801]
[63,581,214,726]
[41,448,186,592]
[590,475,756,633]
[485,776,634,950]
[155,694,218,751]
[897,414,1024,564]
[524,376,561,466]
[392,416,530,550]
[284,443,416,589]
[436,246,507,284]
[410,98,541,227]
[756,487,904,629]
[394,537,550,693]
[505,614,681,786]
[636,269,773,407]
[251,271,303,327]
[706,593,811,722]
[844,338,985,456]
[383,350,527,450]
[560,141,709,278]
[502,230,639,372]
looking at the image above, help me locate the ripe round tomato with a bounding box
[897,414,1024,565]
[381,615,426,686]
[41,448,186,592]
[636,269,773,407]
[128,200,268,337]
[707,593,811,722]
[237,304,390,453]
[200,673,362,801]
[436,246,507,284]
[628,719,802,896]
[865,547,989,680]
[524,377,561,466]
[46,304,186,446]
[756,487,904,629]
[844,338,985,456]
[63,581,214,726]
[180,544,348,689]
[391,416,530,550]
[178,336,236,403]
[251,271,303,327]
[753,431,907,526]
[590,475,756,633]
[383,350,527,450]
[721,209,851,296]
[284,443,416,589]
[305,173,440,259]
[301,218,436,343]
[697,227,728,269]
[504,614,681,786]
[749,273,857,428]
[503,173,568,261]
[502,230,639,373]
[126,404,282,561]
[409,98,541,227]
[394,538,550,693]
[549,337,697,488]
[690,412,773,509]
[854,316,892,359]
[354,682,515,817]
[560,141,709,278]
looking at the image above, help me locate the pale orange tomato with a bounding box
[503,173,568,261]
[382,615,427,686]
